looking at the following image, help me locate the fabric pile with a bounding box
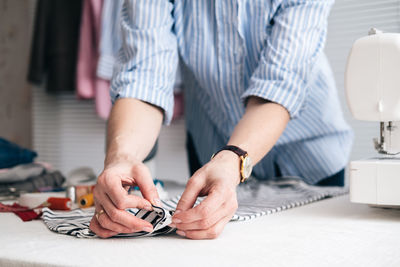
[0,138,65,199]
[42,177,347,238]
[0,137,67,221]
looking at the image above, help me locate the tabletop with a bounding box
[1,183,400,267]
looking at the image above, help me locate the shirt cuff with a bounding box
[97,54,116,81]
[110,86,174,125]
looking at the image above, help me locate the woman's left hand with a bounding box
[170,151,240,239]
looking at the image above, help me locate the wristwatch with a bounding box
[211,145,253,183]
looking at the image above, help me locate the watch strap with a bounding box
[211,145,250,183]
[211,145,247,159]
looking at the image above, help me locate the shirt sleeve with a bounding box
[241,0,334,118]
[110,0,178,125]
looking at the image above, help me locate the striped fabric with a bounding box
[110,0,354,185]
[42,205,175,238]
[42,177,347,238]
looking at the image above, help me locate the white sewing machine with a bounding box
[345,28,400,206]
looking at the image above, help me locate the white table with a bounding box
[1,183,400,267]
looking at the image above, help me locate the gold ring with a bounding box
[95,209,105,220]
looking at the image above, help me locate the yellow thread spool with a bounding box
[78,193,94,208]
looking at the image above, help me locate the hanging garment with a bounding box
[42,177,347,238]
[28,0,83,93]
[76,0,103,99]
[94,79,112,120]
[76,0,112,120]
[95,0,124,119]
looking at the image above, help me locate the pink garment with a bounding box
[172,91,184,121]
[76,0,111,120]
[95,78,112,119]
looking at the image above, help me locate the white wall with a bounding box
[32,0,400,181]
[33,86,189,181]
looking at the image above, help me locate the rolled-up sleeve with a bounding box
[111,0,178,125]
[241,0,334,118]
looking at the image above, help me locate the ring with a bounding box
[95,209,105,220]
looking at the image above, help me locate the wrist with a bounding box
[211,150,241,185]
[211,145,253,183]
[104,152,141,169]
[106,134,152,163]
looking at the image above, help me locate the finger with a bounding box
[98,193,154,232]
[131,164,160,205]
[173,187,225,224]
[89,215,118,238]
[173,200,229,231]
[103,177,152,210]
[176,214,232,240]
[175,173,205,213]
[94,204,136,234]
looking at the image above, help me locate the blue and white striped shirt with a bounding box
[97,0,123,80]
[111,0,353,184]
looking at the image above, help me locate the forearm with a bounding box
[227,97,290,165]
[173,98,290,239]
[105,98,163,167]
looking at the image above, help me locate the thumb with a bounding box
[132,164,160,206]
[176,172,205,212]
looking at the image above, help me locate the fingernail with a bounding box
[176,230,186,237]
[144,205,153,211]
[169,223,176,228]
[153,198,162,207]
[174,209,181,215]
[172,218,181,224]
[142,226,153,233]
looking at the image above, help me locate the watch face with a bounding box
[243,156,253,178]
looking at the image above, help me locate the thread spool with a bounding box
[46,197,72,210]
[66,186,76,203]
[78,193,94,208]
[75,185,95,201]
[18,192,65,209]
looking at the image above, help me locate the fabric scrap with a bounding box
[0,203,42,222]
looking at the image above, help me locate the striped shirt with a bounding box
[97,0,123,80]
[110,0,353,184]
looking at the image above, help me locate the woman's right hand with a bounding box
[89,159,160,238]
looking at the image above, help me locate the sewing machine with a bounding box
[345,28,400,206]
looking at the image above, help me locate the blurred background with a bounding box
[0,0,398,184]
